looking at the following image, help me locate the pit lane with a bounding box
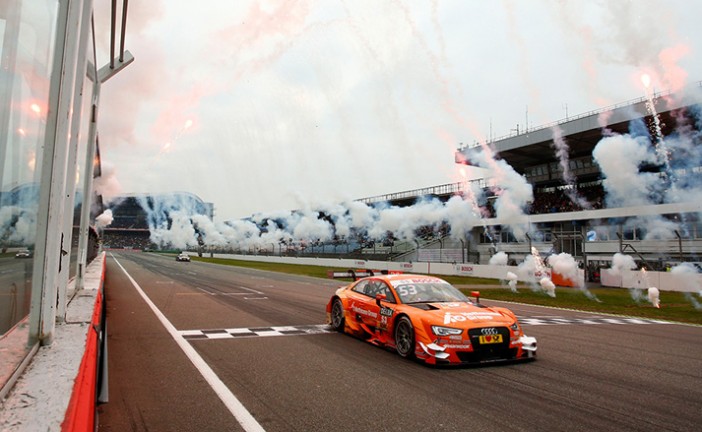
[98,252,702,432]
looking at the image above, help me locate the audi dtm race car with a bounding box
[326,273,536,366]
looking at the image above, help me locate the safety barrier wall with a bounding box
[207,253,700,292]
[0,252,107,431]
[61,253,106,431]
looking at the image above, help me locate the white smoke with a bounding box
[489,251,509,266]
[609,252,637,276]
[592,134,659,208]
[149,210,199,250]
[670,263,702,291]
[647,286,660,308]
[125,190,491,252]
[93,162,123,198]
[671,263,702,310]
[540,277,556,297]
[550,126,591,209]
[0,206,37,246]
[547,252,580,285]
[443,194,483,240]
[506,271,518,293]
[516,249,551,294]
[547,252,599,301]
[465,146,533,239]
[95,209,114,229]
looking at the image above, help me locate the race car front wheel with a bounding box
[330,298,345,332]
[394,316,415,359]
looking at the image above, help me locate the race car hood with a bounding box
[409,302,515,327]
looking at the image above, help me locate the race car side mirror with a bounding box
[471,291,480,304]
[375,293,386,307]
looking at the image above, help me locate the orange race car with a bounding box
[326,273,537,366]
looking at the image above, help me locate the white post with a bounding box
[57,0,92,322]
[29,0,83,346]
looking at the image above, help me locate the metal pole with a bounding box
[109,0,116,69]
[75,84,100,291]
[119,0,129,61]
[675,230,683,263]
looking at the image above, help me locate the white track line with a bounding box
[112,256,265,432]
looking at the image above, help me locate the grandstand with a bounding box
[449,83,702,272]
[102,192,214,250]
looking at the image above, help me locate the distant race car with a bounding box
[14,249,32,259]
[326,273,536,366]
[175,253,191,262]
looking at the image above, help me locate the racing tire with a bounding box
[330,298,345,332]
[394,316,415,359]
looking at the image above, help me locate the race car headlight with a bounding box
[431,326,463,336]
[509,322,521,335]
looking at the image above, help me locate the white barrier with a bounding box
[202,253,701,292]
[601,268,701,292]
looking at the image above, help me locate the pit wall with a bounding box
[204,253,701,292]
[0,252,107,432]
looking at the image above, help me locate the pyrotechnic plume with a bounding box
[506,271,518,293]
[540,277,556,298]
[550,126,592,209]
[547,252,599,301]
[125,192,484,252]
[0,206,37,246]
[515,248,550,293]
[671,263,702,310]
[592,134,659,208]
[609,253,637,276]
[647,287,660,308]
[93,162,123,198]
[465,146,533,239]
[547,253,580,284]
[489,251,509,266]
[95,209,113,229]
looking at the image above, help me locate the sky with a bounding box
[92,0,702,222]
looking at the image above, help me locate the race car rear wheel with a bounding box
[394,316,415,359]
[330,298,345,332]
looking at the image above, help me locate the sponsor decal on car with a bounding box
[351,305,378,318]
[379,315,389,330]
[379,307,394,317]
[390,277,446,287]
[439,302,465,308]
[443,311,501,324]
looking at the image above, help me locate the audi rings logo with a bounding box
[480,327,498,336]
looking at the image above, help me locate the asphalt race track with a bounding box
[98,252,702,432]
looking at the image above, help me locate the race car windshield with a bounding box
[394,283,469,304]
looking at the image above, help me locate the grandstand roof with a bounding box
[455,82,702,177]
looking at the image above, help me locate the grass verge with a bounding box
[190,256,702,325]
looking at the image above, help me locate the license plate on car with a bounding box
[478,334,503,344]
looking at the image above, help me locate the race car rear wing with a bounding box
[326,269,402,281]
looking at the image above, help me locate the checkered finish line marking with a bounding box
[180,324,334,340]
[517,316,672,326]
[179,316,671,341]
